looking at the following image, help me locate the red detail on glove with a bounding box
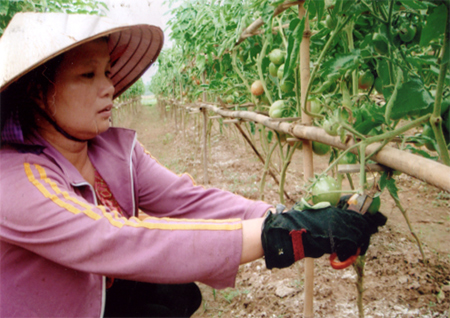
[289,229,307,261]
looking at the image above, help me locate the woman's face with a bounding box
[43,39,115,140]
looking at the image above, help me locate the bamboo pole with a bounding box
[235,1,304,45]
[298,2,314,317]
[171,103,450,193]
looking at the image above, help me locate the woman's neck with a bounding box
[39,127,95,184]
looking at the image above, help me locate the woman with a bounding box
[0,12,384,318]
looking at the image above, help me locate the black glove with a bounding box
[261,205,386,269]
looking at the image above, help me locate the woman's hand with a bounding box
[261,206,386,269]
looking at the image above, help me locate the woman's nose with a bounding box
[101,77,115,98]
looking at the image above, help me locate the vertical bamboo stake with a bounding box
[299,3,314,317]
[202,70,209,184]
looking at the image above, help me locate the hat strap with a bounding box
[35,106,88,143]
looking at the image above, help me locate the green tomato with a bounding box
[277,64,285,80]
[280,80,294,93]
[310,100,321,114]
[443,109,450,135]
[269,49,285,66]
[325,15,336,29]
[269,62,278,77]
[269,100,286,118]
[311,176,341,206]
[367,197,381,215]
[312,141,331,156]
[225,95,235,104]
[373,33,388,55]
[270,100,286,110]
[339,152,357,165]
[334,107,350,122]
[422,124,436,151]
[322,118,339,136]
[399,23,417,43]
[269,108,283,118]
[358,71,374,90]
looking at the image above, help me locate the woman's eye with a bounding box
[105,71,111,78]
[82,72,95,79]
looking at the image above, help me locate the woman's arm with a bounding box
[240,217,265,264]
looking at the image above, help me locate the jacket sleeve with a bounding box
[134,141,272,220]
[0,152,265,289]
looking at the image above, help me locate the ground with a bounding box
[113,101,450,318]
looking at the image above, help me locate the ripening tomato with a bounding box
[251,80,264,96]
[373,33,388,55]
[358,71,374,90]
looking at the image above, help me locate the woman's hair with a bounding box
[0,54,64,139]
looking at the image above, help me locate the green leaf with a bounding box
[196,54,206,71]
[405,145,439,160]
[0,0,9,16]
[321,50,360,77]
[390,78,434,120]
[420,4,448,47]
[250,121,255,135]
[399,0,428,10]
[379,172,399,201]
[267,130,273,143]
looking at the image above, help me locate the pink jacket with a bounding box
[0,127,271,317]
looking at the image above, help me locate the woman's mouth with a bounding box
[99,105,113,117]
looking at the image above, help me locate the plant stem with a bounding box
[304,15,352,113]
[359,143,367,194]
[386,0,395,85]
[430,6,450,166]
[365,113,431,145]
[388,191,427,264]
[353,255,366,318]
[278,142,299,204]
[231,49,252,101]
[257,37,273,106]
[384,66,402,126]
[260,141,278,201]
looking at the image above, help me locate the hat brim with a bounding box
[0,12,164,99]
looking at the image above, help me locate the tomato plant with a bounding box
[150,0,450,315]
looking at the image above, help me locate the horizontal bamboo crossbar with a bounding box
[169,101,450,192]
[338,164,387,174]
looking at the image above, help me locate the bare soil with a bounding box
[114,103,450,318]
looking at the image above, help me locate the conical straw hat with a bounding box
[0,12,164,99]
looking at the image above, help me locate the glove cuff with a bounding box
[289,229,307,261]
